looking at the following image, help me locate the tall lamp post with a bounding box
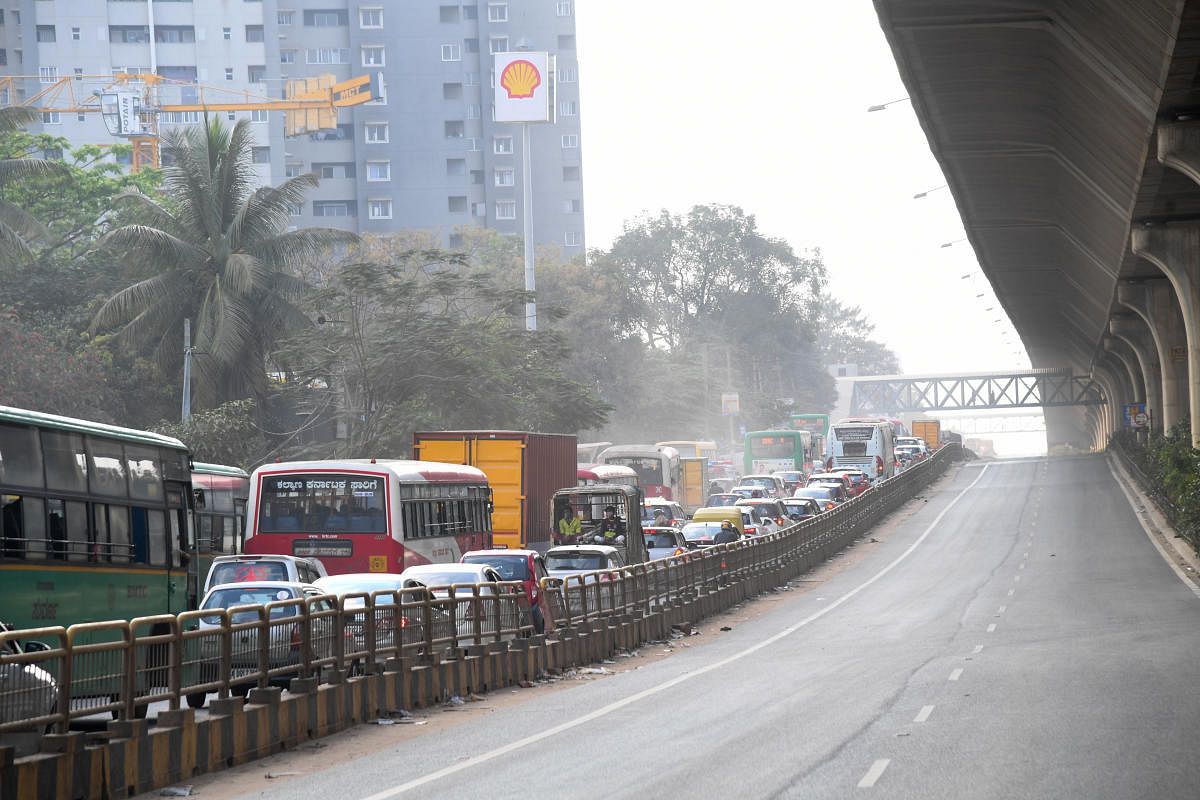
[494,50,555,331]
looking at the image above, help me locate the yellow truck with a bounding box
[412,431,577,551]
[911,419,941,451]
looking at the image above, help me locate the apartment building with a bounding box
[0,1,584,254]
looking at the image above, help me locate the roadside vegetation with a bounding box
[1113,421,1200,554]
[0,118,899,468]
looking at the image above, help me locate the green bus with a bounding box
[0,405,194,633]
[189,462,250,608]
[789,414,830,461]
[744,430,813,476]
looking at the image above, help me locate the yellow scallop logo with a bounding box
[500,59,541,99]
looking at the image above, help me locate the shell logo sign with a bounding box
[494,51,553,123]
[500,59,541,99]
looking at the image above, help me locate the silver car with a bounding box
[0,621,58,756]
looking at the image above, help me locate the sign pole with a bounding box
[522,122,536,331]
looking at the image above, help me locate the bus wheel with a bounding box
[110,699,150,720]
[186,692,207,709]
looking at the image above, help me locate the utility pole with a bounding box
[181,319,193,421]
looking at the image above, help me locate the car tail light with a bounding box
[826,457,833,470]
[290,624,301,651]
[875,455,884,475]
[673,547,684,557]
[826,502,835,510]
[745,526,757,535]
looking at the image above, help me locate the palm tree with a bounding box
[92,117,357,407]
[0,107,69,269]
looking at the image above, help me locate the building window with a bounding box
[313,201,354,217]
[564,232,582,247]
[251,109,268,123]
[495,200,516,220]
[364,122,389,143]
[227,112,236,121]
[110,26,150,44]
[471,170,484,185]
[466,104,480,119]
[462,5,477,20]
[368,199,392,219]
[445,120,464,138]
[248,65,266,83]
[464,38,479,54]
[287,203,302,217]
[494,136,513,154]
[36,25,55,43]
[446,158,465,176]
[0,50,5,67]
[563,198,582,213]
[562,134,579,148]
[439,5,459,23]
[494,167,514,187]
[71,27,80,41]
[361,45,385,66]
[252,146,270,164]
[443,82,463,100]
[222,27,231,40]
[304,9,349,26]
[488,3,508,22]
[558,34,576,50]
[306,48,350,64]
[285,162,303,178]
[559,101,577,117]
[225,67,234,81]
[448,196,468,213]
[558,65,577,83]
[557,1,573,15]
[40,111,61,124]
[277,10,295,25]
[563,165,581,181]
[464,72,480,86]
[360,7,382,28]
[280,50,296,64]
[489,36,508,54]
[245,25,265,42]
[441,43,461,61]
[39,67,58,84]
[155,26,196,43]
[366,161,390,181]
[465,137,481,152]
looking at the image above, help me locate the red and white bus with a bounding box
[243,459,492,575]
[576,463,640,488]
[598,445,682,501]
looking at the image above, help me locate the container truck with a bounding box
[412,431,577,552]
[911,419,941,451]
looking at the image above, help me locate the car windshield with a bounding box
[546,553,605,571]
[208,561,289,585]
[315,575,404,596]
[644,533,679,548]
[682,522,724,540]
[202,587,300,623]
[405,570,486,586]
[708,494,739,506]
[795,488,833,499]
[461,555,530,581]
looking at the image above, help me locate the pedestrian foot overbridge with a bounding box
[874,1,1200,450]
[847,369,1105,415]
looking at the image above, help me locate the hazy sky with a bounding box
[574,1,1030,376]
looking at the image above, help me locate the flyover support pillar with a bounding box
[1102,335,1144,405]
[1109,316,1162,434]
[1117,279,1188,431]
[1131,225,1200,448]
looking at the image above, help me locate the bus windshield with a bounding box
[748,435,796,458]
[256,473,387,534]
[605,456,664,485]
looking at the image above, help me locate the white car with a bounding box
[0,622,58,756]
[203,554,327,595]
[544,545,627,581]
[738,474,788,498]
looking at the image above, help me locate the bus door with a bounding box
[165,481,192,612]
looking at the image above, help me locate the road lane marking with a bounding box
[972,645,983,654]
[986,623,997,633]
[1007,588,1014,597]
[857,759,891,788]
[358,465,992,799]
[1014,575,1020,582]
[913,705,934,722]
[997,605,1006,614]
[949,668,963,681]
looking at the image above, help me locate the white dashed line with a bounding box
[858,759,891,788]
[972,645,983,654]
[949,668,963,681]
[997,605,1006,614]
[1006,588,1015,597]
[1014,575,1021,582]
[913,705,935,723]
[986,623,997,633]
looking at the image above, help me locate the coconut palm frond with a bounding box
[0,198,52,243]
[230,173,320,248]
[101,224,208,270]
[221,252,261,296]
[0,155,69,185]
[109,188,186,234]
[250,227,359,269]
[0,107,38,132]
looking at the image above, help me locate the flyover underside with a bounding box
[850,373,1105,415]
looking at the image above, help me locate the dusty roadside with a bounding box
[141,466,961,800]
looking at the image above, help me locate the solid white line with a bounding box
[948,668,963,681]
[997,605,1006,614]
[857,759,891,788]
[357,466,993,799]
[913,705,934,723]
[986,623,997,633]
[971,645,983,654]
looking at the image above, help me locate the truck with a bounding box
[412,431,577,552]
[678,456,710,513]
[549,483,649,565]
[911,419,941,451]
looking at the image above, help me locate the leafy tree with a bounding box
[91,117,357,409]
[815,297,902,375]
[153,399,270,471]
[0,107,69,271]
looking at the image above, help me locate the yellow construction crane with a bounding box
[0,71,381,169]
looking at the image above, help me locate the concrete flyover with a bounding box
[874,1,1200,449]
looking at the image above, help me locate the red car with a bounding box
[828,468,872,497]
[460,549,549,633]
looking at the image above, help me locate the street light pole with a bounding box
[181,318,193,421]
[522,122,536,331]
